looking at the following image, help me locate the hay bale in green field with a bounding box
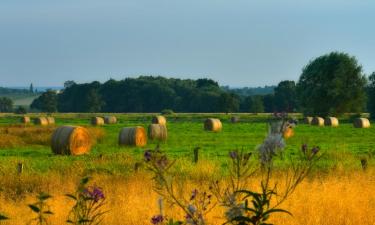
[204,118,222,132]
[311,117,324,126]
[148,124,167,141]
[324,117,339,127]
[353,118,370,128]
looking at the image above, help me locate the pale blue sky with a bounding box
[0,0,374,87]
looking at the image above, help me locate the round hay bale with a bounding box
[46,117,55,125]
[34,117,48,126]
[148,124,168,141]
[119,126,147,147]
[311,117,324,126]
[91,117,104,126]
[353,118,370,128]
[204,118,222,132]
[104,116,117,124]
[51,126,92,155]
[283,127,294,139]
[152,116,167,126]
[21,116,31,124]
[324,117,339,127]
[303,117,313,124]
[230,116,240,123]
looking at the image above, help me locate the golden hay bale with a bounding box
[283,127,294,139]
[230,116,240,123]
[204,118,222,132]
[311,117,324,126]
[20,116,30,124]
[353,118,370,128]
[91,117,105,126]
[46,117,55,125]
[324,117,339,127]
[51,126,92,155]
[148,124,168,141]
[119,126,147,147]
[303,117,313,124]
[34,117,49,126]
[152,116,167,126]
[104,116,117,124]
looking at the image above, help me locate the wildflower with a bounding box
[190,189,198,200]
[151,215,164,224]
[144,150,152,162]
[258,132,285,164]
[188,204,197,214]
[83,186,105,202]
[229,151,238,159]
[311,146,320,155]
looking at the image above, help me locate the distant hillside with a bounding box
[0,87,40,106]
[222,86,275,96]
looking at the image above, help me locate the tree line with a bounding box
[2,51,375,117]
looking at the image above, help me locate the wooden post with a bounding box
[193,147,200,163]
[17,163,23,175]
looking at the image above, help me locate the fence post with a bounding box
[193,147,200,163]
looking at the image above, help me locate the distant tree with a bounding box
[196,78,219,88]
[29,83,34,93]
[274,80,297,112]
[263,94,276,113]
[297,52,367,116]
[30,90,58,112]
[0,97,13,112]
[15,106,27,114]
[64,80,76,89]
[241,95,264,113]
[84,88,105,112]
[217,92,240,113]
[367,72,375,118]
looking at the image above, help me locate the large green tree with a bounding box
[31,90,58,112]
[297,52,367,116]
[367,72,375,118]
[0,97,13,112]
[274,80,297,112]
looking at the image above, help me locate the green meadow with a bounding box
[0,113,373,176]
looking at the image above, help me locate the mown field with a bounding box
[0,113,374,224]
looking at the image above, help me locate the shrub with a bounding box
[161,109,174,115]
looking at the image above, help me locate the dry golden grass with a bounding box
[0,170,374,225]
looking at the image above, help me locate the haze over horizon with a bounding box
[1,0,374,87]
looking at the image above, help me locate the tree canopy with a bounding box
[30,90,58,113]
[297,52,367,116]
[0,97,13,112]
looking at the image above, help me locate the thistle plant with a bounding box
[145,147,215,225]
[66,177,107,225]
[219,114,321,225]
[27,192,54,225]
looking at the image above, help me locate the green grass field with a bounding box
[0,113,373,176]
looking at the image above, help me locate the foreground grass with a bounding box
[0,170,374,225]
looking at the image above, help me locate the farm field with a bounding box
[0,113,374,224]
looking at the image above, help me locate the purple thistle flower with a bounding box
[151,215,164,224]
[229,151,238,159]
[190,189,198,200]
[83,186,105,202]
[311,146,320,155]
[144,150,152,162]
